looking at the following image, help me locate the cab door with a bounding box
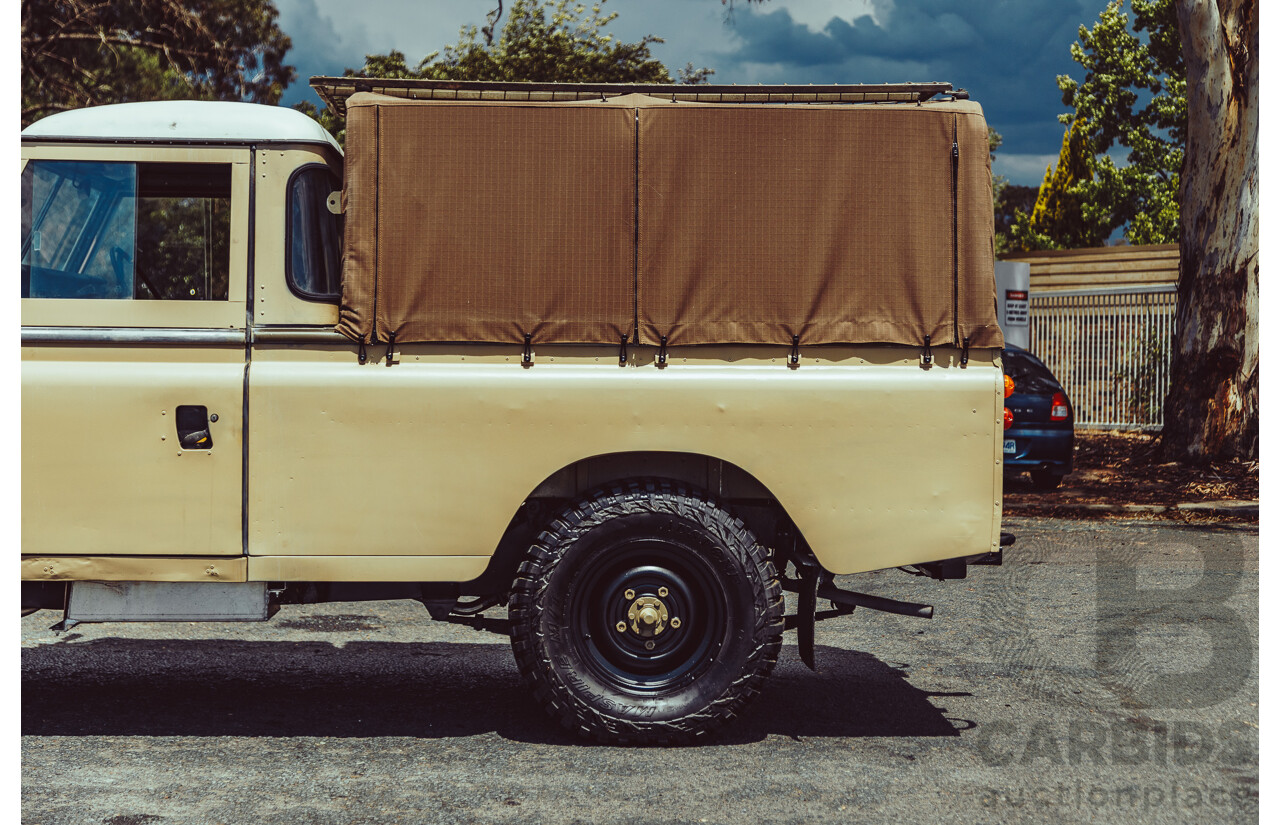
[21,146,251,556]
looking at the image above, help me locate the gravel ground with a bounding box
[22,517,1258,825]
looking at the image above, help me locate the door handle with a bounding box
[176,405,214,450]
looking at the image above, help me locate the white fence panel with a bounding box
[1028,286,1177,431]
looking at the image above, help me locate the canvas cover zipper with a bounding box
[952,115,960,348]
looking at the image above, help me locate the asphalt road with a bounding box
[22,517,1258,825]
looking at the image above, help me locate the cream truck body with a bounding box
[21,81,1008,743]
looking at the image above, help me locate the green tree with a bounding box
[1009,116,1108,250]
[420,0,689,84]
[994,184,1037,253]
[299,0,712,144]
[20,0,294,127]
[1008,0,1184,251]
[1061,0,1184,246]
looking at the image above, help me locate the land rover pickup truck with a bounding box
[22,79,1010,744]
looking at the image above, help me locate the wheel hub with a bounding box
[626,596,670,637]
[571,541,728,693]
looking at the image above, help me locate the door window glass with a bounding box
[21,160,231,300]
[21,161,135,298]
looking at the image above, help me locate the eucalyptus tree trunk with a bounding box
[1162,0,1258,461]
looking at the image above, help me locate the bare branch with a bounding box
[481,1,504,46]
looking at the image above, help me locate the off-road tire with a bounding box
[509,479,784,745]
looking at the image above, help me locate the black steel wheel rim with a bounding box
[569,536,729,695]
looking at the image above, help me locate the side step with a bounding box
[57,581,269,630]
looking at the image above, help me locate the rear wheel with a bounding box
[509,479,784,744]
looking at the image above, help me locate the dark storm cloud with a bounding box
[272,0,1108,183]
[277,0,372,106]
[823,6,981,59]
[719,0,1100,169]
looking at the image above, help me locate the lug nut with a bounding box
[624,589,635,600]
[671,617,682,629]
[658,586,669,597]
[616,621,627,633]
[644,641,655,650]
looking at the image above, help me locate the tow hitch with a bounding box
[782,532,1014,670]
[782,557,934,669]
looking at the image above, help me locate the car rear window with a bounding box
[1004,349,1062,395]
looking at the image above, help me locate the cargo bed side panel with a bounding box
[249,345,1001,576]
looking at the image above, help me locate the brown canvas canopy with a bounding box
[336,89,1002,349]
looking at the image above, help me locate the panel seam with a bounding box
[242,145,256,556]
[632,108,640,345]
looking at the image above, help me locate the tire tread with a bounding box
[508,479,784,745]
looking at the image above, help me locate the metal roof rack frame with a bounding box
[309,77,960,117]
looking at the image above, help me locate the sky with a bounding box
[277,0,1105,186]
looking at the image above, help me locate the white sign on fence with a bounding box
[1004,289,1029,326]
[994,260,1031,348]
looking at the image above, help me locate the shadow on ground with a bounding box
[22,638,970,745]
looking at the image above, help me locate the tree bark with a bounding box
[1162,0,1258,461]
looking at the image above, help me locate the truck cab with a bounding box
[22,101,342,571]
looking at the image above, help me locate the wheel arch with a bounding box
[461,450,802,596]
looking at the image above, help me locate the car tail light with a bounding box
[1050,391,1070,421]
[1004,407,1013,430]
[1004,375,1015,398]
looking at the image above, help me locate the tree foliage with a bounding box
[1009,117,1107,250]
[1008,0,1184,251]
[20,0,294,127]
[994,185,1037,246]
[301,0,711,144]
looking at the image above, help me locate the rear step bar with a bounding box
[814,581,934,619]
[784,532,1014,669]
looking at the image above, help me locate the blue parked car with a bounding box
[1003,345,1074,490]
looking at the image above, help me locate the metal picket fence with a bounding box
[1028,285,1178,431]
